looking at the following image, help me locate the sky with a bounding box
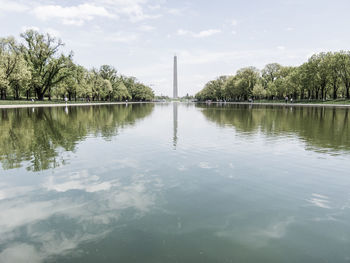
[1,0,350,96]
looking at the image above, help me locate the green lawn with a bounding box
[251,99,350,104]
[0,100,64,105]
[2,99,350,106]
[0,100,124,105]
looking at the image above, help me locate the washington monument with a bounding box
[173,55,178,99]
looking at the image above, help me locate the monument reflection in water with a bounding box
[0,103,350,263]
[173,102,178,148]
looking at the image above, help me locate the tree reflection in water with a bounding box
[0,104,154,171]
[197,103,350,153]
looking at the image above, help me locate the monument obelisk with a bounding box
[173,55,178,99]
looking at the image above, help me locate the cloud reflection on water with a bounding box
[215,216,295,248]
[0,166,161,263]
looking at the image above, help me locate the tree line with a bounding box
[195,51,350,102]
[0,30,154,101]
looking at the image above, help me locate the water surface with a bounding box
[0,103,350,262]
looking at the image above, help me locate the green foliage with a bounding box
[120,76,154,101]
[261,63,282,85]
[20,30,72,100]
[196,51,350,101]
[113,81,131,101]
[252,83,266,99]
[196,76,228,101]
[0,31,154,101]
[0,37,31,99]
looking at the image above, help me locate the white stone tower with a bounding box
[173,55,178,99]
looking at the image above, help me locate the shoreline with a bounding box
[1,101,350,109]
[199,101,350,108]
[0,101,151,109]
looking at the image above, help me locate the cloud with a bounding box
[216,217,295,248]
[258,217,294,239]
[148,4,161,10]
[177,28,221,38]
[307,193,331,209]
[231,19,238,26]
[0,166,162,262]
[105,32,139,43]
[194,29,221,38]
[198,162,215,169]
[21,26,40,33]
[20,26,61,39]
[0,185,34,201]
[177,29,191,36]
[107,182,155,212]
[94,0,162,22]
[32,3,115,26]
[0,0,29,12]
[45,28,61,38]
[0,231,112,263]
[0,199,78,231]
[2,0,163,24]
[166,8,182,15]
[0,244,42,263]
[139,25,155,32]
[176,47,312,66]
[43,170,113,193]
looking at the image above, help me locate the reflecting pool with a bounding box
[0,103,350,262]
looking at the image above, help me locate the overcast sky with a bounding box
[1,0,350,96]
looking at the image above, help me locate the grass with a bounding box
[0,99,125,105]
[2,98,350,106]
[246,99,350,105]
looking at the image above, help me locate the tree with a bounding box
[196,79,219,101]
[20,30,72,100]
[235,67,260,100]
[308,53,329,100]
[252,83,266,99]
[223,76,238,101]
[99,65,118,82]
[326,52,341,99]
[338,51,350,99]
[88,69,103,101]
[0,37,30,100]
[113,81,131,101]
[0,31,155,101]
[100,79,113,100]
[262,63,282,86]
[0,65,7,99]
[54,60,79,101]
[120,75,154,101]
[276,66,294,98]
[196,51,350,102]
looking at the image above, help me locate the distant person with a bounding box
[285,96,288,103]
[290,98,293,103]
[64,97,68,104]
